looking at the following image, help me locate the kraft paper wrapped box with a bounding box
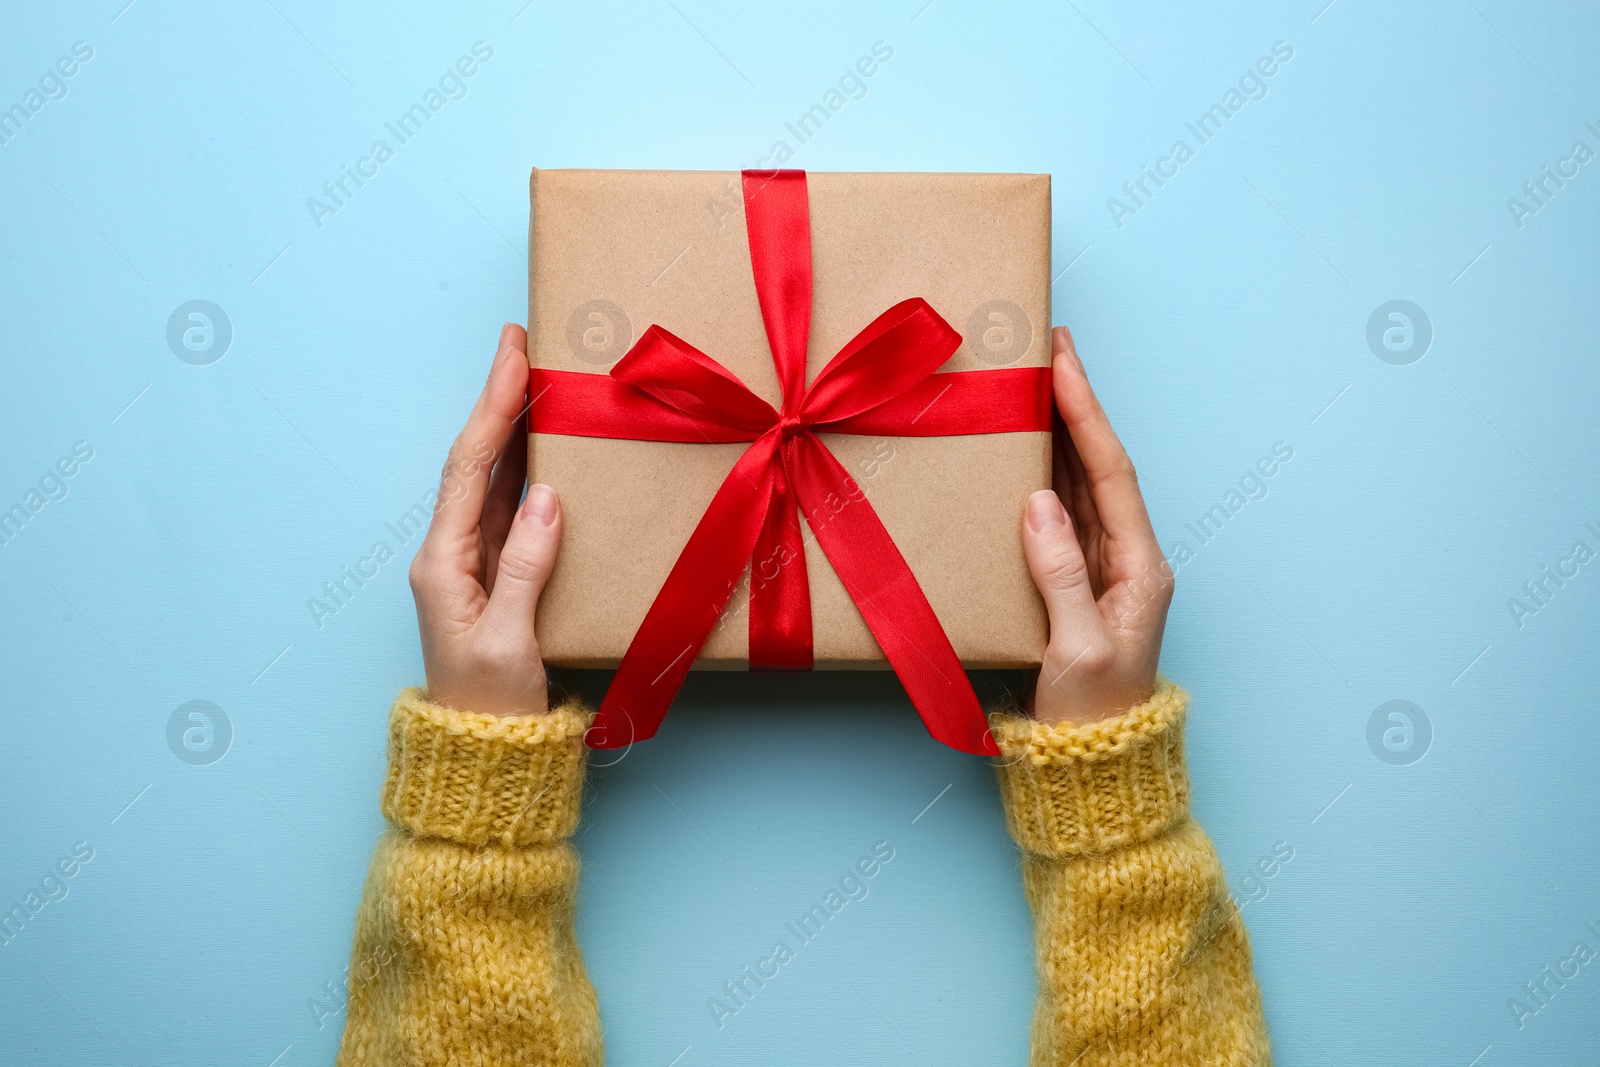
[526,168,1051,672]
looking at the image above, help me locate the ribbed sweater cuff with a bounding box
[380,688,592,848]
[990,679,1191,858]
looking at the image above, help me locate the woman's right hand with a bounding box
[408,322,563,718]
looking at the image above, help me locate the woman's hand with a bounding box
[1023,326,1174,725]
[408,323,561,717]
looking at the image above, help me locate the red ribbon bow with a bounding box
[530,170,1050,755]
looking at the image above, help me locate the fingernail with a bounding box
[1026,490,1067,533]
[1054,326,1084,373]
[523,483,557,525]
[493,327,519,373]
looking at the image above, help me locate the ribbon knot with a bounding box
[530,170,1053,755]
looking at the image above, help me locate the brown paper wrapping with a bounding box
[527,169,1050,670]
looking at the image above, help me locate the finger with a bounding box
[1050,326,1163,571]
[428,323,530,550]
[408,541,487,635]
[481,419,530,594]
[1055,415,1104,597]
[1022,489,1099,637]
[478,482,561,648]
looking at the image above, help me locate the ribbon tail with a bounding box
[748,447,812,670]
[588,436,779,748]
[787,434,998,756]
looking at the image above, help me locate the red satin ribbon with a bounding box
[530,170,1050,755]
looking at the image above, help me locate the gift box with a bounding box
[526,168,1052,753]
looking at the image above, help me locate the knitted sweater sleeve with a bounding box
[989,680,1273,1066]
[336,688,602,1067]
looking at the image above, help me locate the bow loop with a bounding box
[613,325,778,434]
[800,298,963,427]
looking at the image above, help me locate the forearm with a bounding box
[337,689,602,1067]
[992,681,1270,1066]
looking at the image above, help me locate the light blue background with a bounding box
[3,1,1597,1063]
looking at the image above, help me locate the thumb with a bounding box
[479,483,562,643]
[1022,490,1098,634]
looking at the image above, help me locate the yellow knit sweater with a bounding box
[336,681,1270,1066]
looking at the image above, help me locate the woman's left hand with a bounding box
[1022,326,1174,725]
